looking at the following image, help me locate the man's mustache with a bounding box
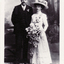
[22,2,26,3]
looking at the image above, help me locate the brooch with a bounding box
[27,9,29,12]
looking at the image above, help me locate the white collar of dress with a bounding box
[37,11,42,14]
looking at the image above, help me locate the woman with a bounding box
[26,0,52,64]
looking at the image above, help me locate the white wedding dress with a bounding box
[29,12,52,64]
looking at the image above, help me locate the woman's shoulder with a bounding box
[42,13,47,17]
[31,13,47,19]
[41,13,47,19]
[31,13,37,18]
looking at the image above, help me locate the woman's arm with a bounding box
[43,14,48,32]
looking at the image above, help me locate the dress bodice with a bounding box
[30,12,48,32]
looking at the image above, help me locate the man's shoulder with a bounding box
[14,4,21,8]
[15,4,32,9]
[26,5,32,9]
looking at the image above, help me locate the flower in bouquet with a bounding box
[25,21,42,57]
[25,22,41,47]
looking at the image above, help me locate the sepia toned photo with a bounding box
[4,0,59,64]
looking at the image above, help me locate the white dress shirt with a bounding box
[21,5,26,11]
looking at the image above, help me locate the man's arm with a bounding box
[27,6,33,27]
[11,6,19,25]
[27,6,33,16]
[30,7,33,16]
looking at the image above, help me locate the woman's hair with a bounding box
[34,4,45,9]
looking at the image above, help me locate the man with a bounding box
[11,0,33,64]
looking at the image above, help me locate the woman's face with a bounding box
[35,5,42,12]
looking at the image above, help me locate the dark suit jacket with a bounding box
[11,4,33,34]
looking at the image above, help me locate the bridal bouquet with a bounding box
[25,22,41,47]
[26,22,41,57]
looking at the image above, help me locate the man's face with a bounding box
[21,0,27,6]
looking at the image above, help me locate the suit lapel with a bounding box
[25,5,29,11]
[20,5,24,11]
[19,4,29,12]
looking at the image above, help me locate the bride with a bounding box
[26,0,52,64]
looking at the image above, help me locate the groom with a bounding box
[11,0,33,64]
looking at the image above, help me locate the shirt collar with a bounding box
[21,4,26,8]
